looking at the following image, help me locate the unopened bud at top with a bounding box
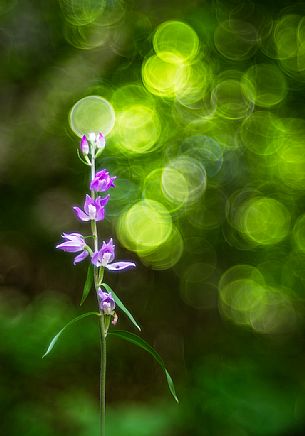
[85,132,106,153]
[80,135,89,155]
[97,132,105,150]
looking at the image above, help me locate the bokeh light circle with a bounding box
[114,104,160,154]
[212,79,253,120]
[143,168,187,212]
[142,54,190,97]
[153,20,200,64]
[240,111,284,155]
[214,19,258,61]
[180,135,223,177]
[176,60,211,106]
[219,264,265,292]
[293,214,305,252]
[162,156,206,205]
[161,167,190,207]
[238,197,290,245]
[117,199,172,254]
[69,95,115,137]
[59,0,106,26]
[274,14,301,60]
[241,64,287,108]
[276,119,305,190]
[140,225,184,270]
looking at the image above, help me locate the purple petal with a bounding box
[91,251,101,267]
[84,194,94,215]
[80,135,89,154]
[56,242,82,253]
[62,232,84,241]
[73,206,90,222]
[90,179,99,191]
[73,250,89,265]
[98,194,110,207]
[95,170,106,178]
[96,206,105,221]
[97,133,105,149]
[106,261,136,271]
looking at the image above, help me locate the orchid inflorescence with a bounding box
[44,130,178,436]
[56,133,135,325]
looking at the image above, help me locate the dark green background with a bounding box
[1,0,305,435]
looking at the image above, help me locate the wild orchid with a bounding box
[43,132,178,436]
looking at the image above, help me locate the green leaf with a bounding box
[109,330,179,403]
[76,148,91,166]
[80,265,94,306]
[42,312,100,358]
[102,283,141,331]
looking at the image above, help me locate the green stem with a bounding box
[90,142,107,436]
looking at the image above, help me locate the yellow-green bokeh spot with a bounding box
[117,199,172,255]
[176,60,211,106]
[238,197,290,245]
[219,277,296,333]
[142,54,190,98]
[63,19,110,49]
[161,167,189,208]
[113,104,161,154]
[59,0,106,26]
[143,168,186,213]
[274,14,301,60]
[241,64,287,108]
[180,135,223,177]
[219,279,267,326]
[140,225,184,270]
[240,111,284,155]
[153,20,200,64]
[275,119,305,190]
[162,156,206,205]
[214,19,258,61]
[69,95,115,137]
[293,214,305,252]
[212,78,253,120]
[112,84,155,111]
[219,265,265,293]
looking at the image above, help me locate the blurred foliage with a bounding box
[2,0,305,435]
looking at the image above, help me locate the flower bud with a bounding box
[97,288,115,315]
[80,135,89,155]
[96,132,105,150]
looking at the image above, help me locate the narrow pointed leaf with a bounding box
[102,283,141,331]
[42,312,100,358]
[80,265,94,306]
[109,330,179,403]
[76,148,91,166]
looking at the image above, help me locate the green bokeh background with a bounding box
[2,0,305,435]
